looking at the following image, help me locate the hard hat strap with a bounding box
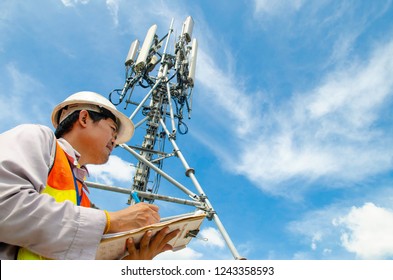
[58,104,102,125]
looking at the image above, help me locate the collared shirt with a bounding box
[57,138,90,194]
[0,124,106,259]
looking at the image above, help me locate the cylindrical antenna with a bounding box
[125,39,140,66]
[188,38,198,86]
[182,16,194,43]
[135,24,157,72]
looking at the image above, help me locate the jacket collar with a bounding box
[57,138,89,177]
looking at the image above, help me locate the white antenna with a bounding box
[182,16,194,43]
[90,17,244,260]
[125,39,140,66]
[135,24,157,72]
[188,38,198,86]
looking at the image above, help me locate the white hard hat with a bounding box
[51,91,134,144]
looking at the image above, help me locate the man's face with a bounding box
[84,116,118,164]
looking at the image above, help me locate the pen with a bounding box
[131,191,141,203]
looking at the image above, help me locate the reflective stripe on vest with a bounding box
[17,141,91,260]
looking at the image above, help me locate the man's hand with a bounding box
[108,203,160,233]
[122,227,180,260]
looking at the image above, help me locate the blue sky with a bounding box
[1,0,393,260]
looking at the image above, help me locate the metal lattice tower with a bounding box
[86,16,243,259]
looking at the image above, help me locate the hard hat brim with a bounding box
[52,96,134,144]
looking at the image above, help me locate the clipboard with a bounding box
[95,212,206,259]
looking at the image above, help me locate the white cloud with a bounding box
[233,37,393,194]
[335,203,393,259]
[311,232,322,250]
[288,206,342,259]
[0,63,52,131]
[182,1,392,197]
[306,41,393,122]
[155,227,230,259]
[155,247,203,260]
[105,0,119,26]
[87,155,135,185]
[196,50,264,138]
[254,0,306,15]
[197,227,226,249]
[289,190,393,260]
[60,0,90,7]
[109,0,188,38]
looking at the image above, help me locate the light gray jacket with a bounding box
[0,124,106,259]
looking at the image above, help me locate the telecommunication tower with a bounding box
[86,16,243,260]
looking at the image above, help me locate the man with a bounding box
[0,91,178,260]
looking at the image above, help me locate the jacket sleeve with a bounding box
[0,124,106,259]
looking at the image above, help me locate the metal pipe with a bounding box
[159,118,243,259]
[134,116,149,129]
[129,79,161,120]
[134,190,204,207]
[166,82,176,133]
[160,18,174,63]
[85,181,130,194]
[119,144,199,200]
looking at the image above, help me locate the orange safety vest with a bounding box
[17,141,91,259]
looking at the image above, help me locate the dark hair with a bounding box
[54,108,117,139]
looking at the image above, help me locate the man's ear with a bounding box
[78,110,89,128]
